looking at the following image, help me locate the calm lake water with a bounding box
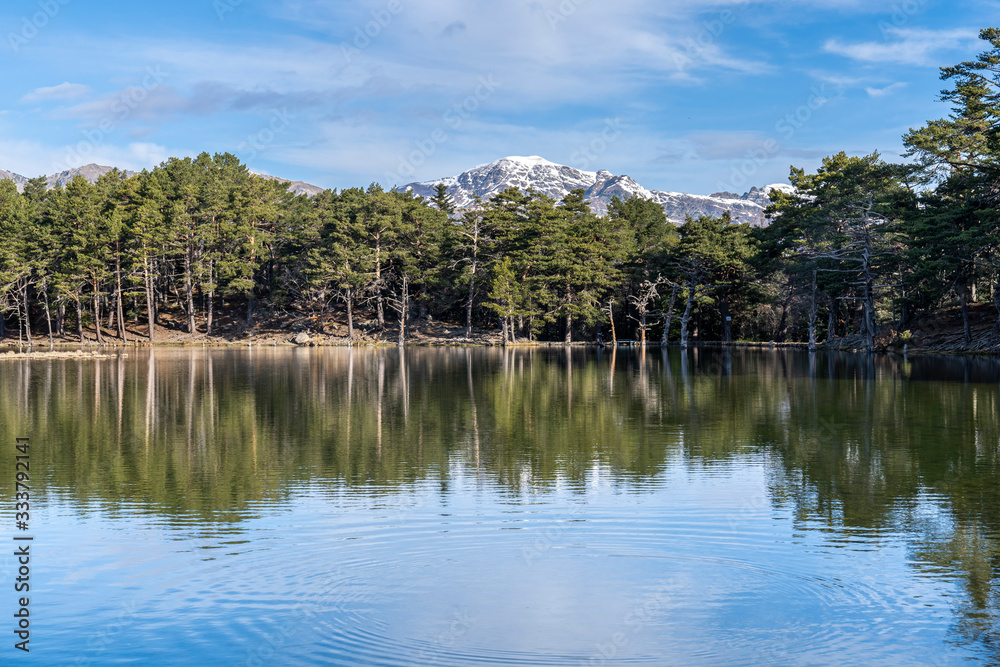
[1,346,999,665]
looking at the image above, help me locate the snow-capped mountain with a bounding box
[401,156,794,226]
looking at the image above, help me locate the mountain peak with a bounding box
[499,155,558,167]
[400,156,786,225]
[47,164,131,188]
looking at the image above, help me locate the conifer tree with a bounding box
[903,27,1000,334]
[430,182,456,216]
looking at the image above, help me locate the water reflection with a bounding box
[0,347,998,663]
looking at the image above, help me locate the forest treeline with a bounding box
[1,28,998,350]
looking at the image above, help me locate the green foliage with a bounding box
[2,30,1000,345]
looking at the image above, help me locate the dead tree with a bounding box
[628,275,669,345]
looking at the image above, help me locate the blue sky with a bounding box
[0,0,996,195]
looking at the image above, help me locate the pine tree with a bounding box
[430,182,455,216]
[0,180,32,344]
[903,27,1000,335]
[765,154,906,351]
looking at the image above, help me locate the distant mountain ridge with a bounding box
[0,163,324,197]
[0,168,29,191]
[0,164,136,192]
[254,174,325,197]
[2,158,793,223]
[401,156,793,226]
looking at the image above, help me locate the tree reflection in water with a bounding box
[0,346,997,659]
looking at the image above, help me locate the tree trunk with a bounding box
[43,289,54,350]
[116,256,127,342]
[106,293,114,330]
[206,290,214,336]
[56,302,64,337]
[827,294,837,341]
[76,298,84,342]
[465,259,476,340]
[564,312,572,344]
[345,288,355,342]
[205,260,214,336]
[397,275,408,346]
[375,232,384,331]
[145,257,156,342]
[661,284,678,346]
[608,300,618,345]
[720,296,732,343]
[808,268,818,351]
[679,280,696,349]
[20,283,32,347]
[92,292,103,344]
[960,282,972,345]
[15,294,23,348]
[993,271,1000,331]
[185,249,196,334]
[776,297,788,342]
[861,225,876,352]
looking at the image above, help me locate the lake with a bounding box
[1,346,998,665]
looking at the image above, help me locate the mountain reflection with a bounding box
[0,346,998,659]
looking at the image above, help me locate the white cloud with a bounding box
[865,82,907,97]
[20,82,92,103]
[0,138,53,178]
[824,28,980,66]
[52,142,172,173]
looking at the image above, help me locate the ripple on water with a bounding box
[34,483,967,666]
[202,491,961,666]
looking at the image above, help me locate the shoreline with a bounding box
[3,306,999,357]
[0,338,991,358]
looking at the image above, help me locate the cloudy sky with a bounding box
[0,0,995,194]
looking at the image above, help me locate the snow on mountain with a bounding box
[403,156,598,209]
[401,156,792,226]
